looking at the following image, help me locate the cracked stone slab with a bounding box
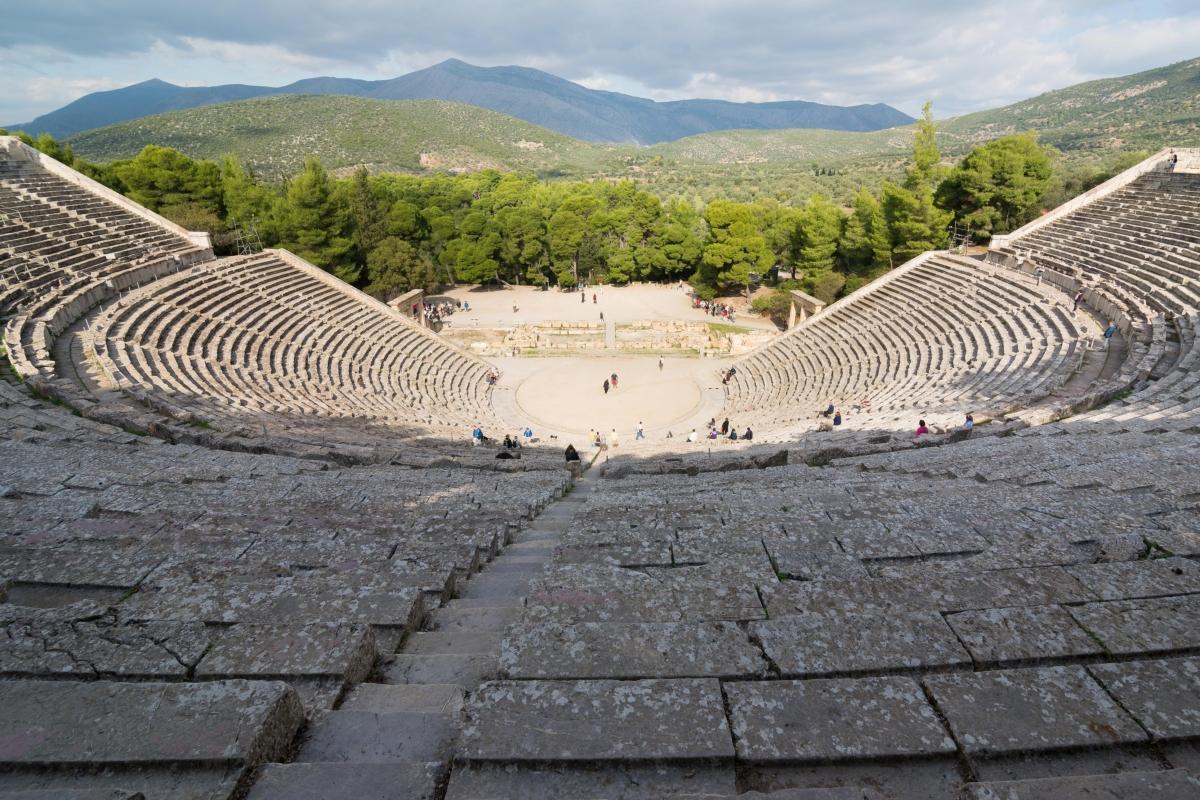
[751,610,970,678]
[196,623,375,682]
[294,710,455,763]
[1090,657,1200,741]
[0,543,162,588]
[121,575,426,631]
[0,616,209,679]
[761,567,1091,617]
[945,605,1104,666]
[923,665,1148,758]
[1067,557,1200,601]
[460,679,733,761]
[762,540,869,581]
[1066,594,1200,655]
[498,621,767,679]
[444,763,737,800]
[0,679,303,767]
[726,676,955,762]
[963,768,1200,799]
[525,564,764,623]
[247,761,445,800]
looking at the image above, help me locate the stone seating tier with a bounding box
[722,252,1086,437]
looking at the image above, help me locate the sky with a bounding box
[3,0,1199,125]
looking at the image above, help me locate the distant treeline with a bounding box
[3,110,1141,306]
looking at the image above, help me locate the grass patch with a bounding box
[708,322,754,335]
[0,343,21,384]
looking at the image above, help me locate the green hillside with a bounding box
[68,95,622,179]
[64,56,1200,203]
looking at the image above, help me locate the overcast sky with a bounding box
[3,1,1199,125]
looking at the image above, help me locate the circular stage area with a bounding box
[508,357,711,437]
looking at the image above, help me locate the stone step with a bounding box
[339,683,465,715]
[382,653,498,687]
[505,538,560,551]
[295,710,455,764]
[424,606,522,632]
[459,576,531,600]
[964,769,1199,799]
[247,761,444,800]
[474,561,546,576]
[459,679,734,762]
[402,630,505,656]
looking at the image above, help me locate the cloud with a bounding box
[1,0,1198,121]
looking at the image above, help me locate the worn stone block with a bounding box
[751,610,970,677]
[924,666,1147,757]
[725,677,955,762]
[945,605,1104,666]
[197,623,375,681]
[525,564,764,623]
[460,679,733,761]
[0,679,302,767]
[1067,595,1200,655]
[963,768,1200,799]
[499,621,767,679]
[1067,557,1200,601]
[1090,657,1200,741]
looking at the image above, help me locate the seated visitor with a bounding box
[915,419,930,437]
[963,413,974,432]
[742,427,753,440]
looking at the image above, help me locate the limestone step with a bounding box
[459,576,532,600]
[402,630,505,656]
[424,606,522,632]
[247,761,445,800]
[340,683,465,715]
[475,561,546,576]
[963,769,1199,799]
[382,653,498,687]
[295,710,455,764]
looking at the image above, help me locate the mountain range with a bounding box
[7,58,913,144]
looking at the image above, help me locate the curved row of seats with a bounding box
[1,137,504,452]
[88,251,505,435]
[724,253,1085,435]
[995,171,1200,321]
[992,161,1200,431]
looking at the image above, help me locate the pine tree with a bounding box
[279,158,355,281]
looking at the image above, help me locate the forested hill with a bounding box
[67,96,621,179]
[8,58,912,143]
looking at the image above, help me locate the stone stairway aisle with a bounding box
[246,467,595,800]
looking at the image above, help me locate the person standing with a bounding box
[720,418,730,435]
[611,373,619,389]
[581,291,585,303]
[1104,320,1117,346]
[610,428,620,449]
[658,357,664,372]
[636,421,645,440]
[603,379,610,394]
[1072,290,1084,312]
